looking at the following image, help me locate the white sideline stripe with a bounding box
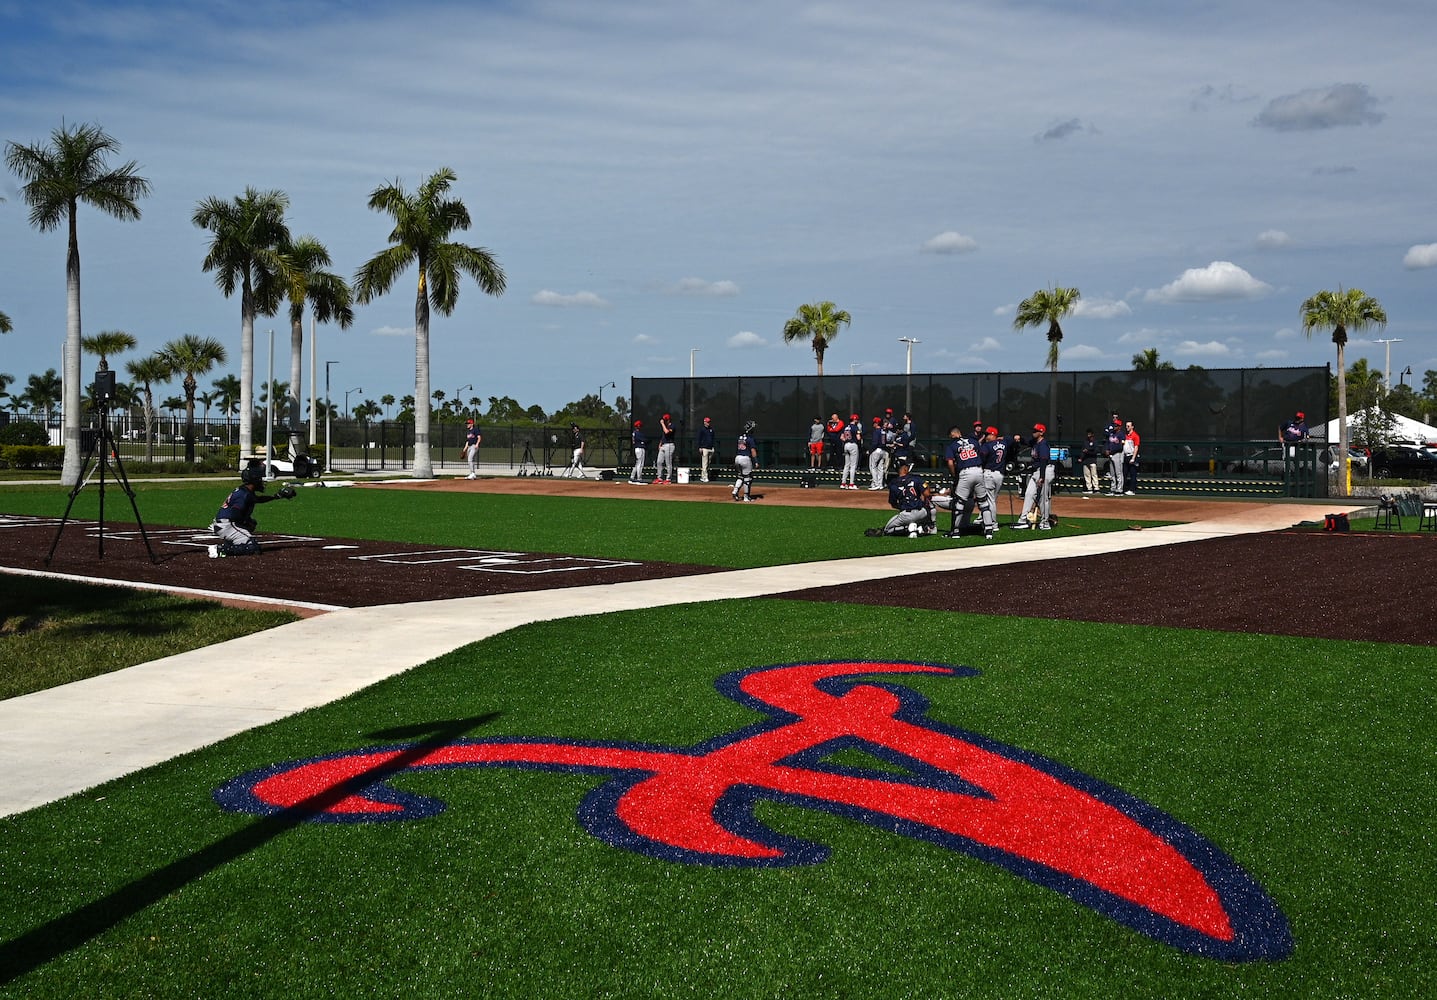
[0,566,346,613]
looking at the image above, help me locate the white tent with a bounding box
[1317,408,1437,444]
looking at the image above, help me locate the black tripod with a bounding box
[517,440,541,477]
[45,396,157,565]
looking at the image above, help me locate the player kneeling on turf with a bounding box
[209,465,296,558]
[865,458,935,537]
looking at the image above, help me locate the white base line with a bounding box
[0,565,346,613]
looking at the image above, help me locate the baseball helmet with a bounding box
[1033,423,1047,435]
[240,465,266,490]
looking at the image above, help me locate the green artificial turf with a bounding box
[0,482,1162,569]
[1,601,1431,998]
[0,576,299,700]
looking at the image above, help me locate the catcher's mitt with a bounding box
[276,485,297,500]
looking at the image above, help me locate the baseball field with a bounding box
[0,477,1433,998]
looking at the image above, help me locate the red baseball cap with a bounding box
[1295,411,1305,419]
[633,419,642,427]
[662,413,671,420]
[1034,423,1047,434]
[986,426,999,436]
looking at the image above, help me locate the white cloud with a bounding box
[922,231,978,254]
[1072,298,1131,320]
[1063,344,1106,361]
[971,336,1003,352]
[1174,340,1234,359]
[1256,229,1293,249]
[370,325,414,337]
[727,331,766,349]
[1144,262,1272,303]
[531,290,610,308]
[1253,349,1288,361]
[1253,83,1384,132]
[670,277,740,296]
[992,303,1016,319]
[1403,243,1437,269]
[1273,327,1299,340]
[633,333,658,345]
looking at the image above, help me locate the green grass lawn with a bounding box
[0,576,299,700]
[0,482,1164,569]
[0,601,1431,998]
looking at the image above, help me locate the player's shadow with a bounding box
[0,713,500,986]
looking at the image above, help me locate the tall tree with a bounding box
[0,312,10,334]
[192,187,291,456]
[158,335,228,463]
[281,233,353,447]
[5,122,151,484]
[19,368,63,424]
[1300,287,1387,497]
[125,353,172,462]
[1131,347,1175,371]
[781,301,851,418]
[354,168,506,478]
[81,329,137,373]
[1013,286,1081,430]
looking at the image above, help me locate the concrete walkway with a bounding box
[0,501,1354,817]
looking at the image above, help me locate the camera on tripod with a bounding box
[93,369,117,406]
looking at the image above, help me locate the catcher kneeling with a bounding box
[866,457,936,537]
[209,465,296,558]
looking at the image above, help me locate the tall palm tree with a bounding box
[1131,347,1175,371]
[125,353,172,462]
[354,168,506,478]
[212,373,241,444]
[1013,286,1082,429]
[1301,287,1387,497]
[281,234,353,446]
[81,329,138,373]
[158,335,228,463]
[19,368,63,424]
[192,187,291,456]
[0,311,10,334]
[6,122,151,484]
[781,301,851,418]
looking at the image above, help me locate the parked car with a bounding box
[1226,448,1286,475]
[1367,445,1437,481]
[1319,446,1369,473]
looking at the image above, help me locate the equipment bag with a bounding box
[1324,513,1350,532]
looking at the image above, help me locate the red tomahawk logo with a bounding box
[216,660,1291,960]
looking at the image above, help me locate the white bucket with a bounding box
[677,467,691,484]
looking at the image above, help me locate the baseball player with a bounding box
[976,425,1008,536]
[563,423,587,478]
[654,412,676,484]
[1015,422,1054,530]
[867,416,889,490]
[1103,410,1125,496]
[463,418,482,479]
[208,465,296,558]
[629,419,647,484]
[839,413,861,489]
[697,416,716,482]
[866,457,935,537]
[940,425,987,538]
[732,420,759,502]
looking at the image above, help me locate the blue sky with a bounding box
[2,0,1435,415]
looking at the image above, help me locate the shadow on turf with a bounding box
[0,713,499,987]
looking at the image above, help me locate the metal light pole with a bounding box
[689,349,699,446]
[325,361,337,475]
[455,383,472,419]
[898,337,921,413]
[1374,338,1402,393]
[345,387,362,420]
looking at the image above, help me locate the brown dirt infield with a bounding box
[5,476,1433,645]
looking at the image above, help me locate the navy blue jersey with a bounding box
[660,419,675,444]
[1104,421,1124,455]
[736,432,757,459]
[888,471,928,511]
[944,435,981,472]
[1029,437,1052,469]
[631,427,647,450]
[697,424,715,449]
[980,437,1008,471]
[1282,419,1308,442]
[869,424,887,451]
[464,425,481,449]
[845,419,863,444]
[215,485,273,522]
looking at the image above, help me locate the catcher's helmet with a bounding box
[240,465,266,490]
[743,419,756,434]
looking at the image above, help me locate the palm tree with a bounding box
[381,393,395,419]
[353,168,506,479]
[212,373,241,444]
[19,368,63,424]
[157,336,228,463]
[125,353,172,462]
[0,312,10,334]
[781,301,852,418]
[1131,347,1175,371]
[1301,288,1388,496]
[6,122,151,484]
[1013,286,1081,429]
[81,329,138,374]
[281,234,353,447]
[192,187,292,457]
